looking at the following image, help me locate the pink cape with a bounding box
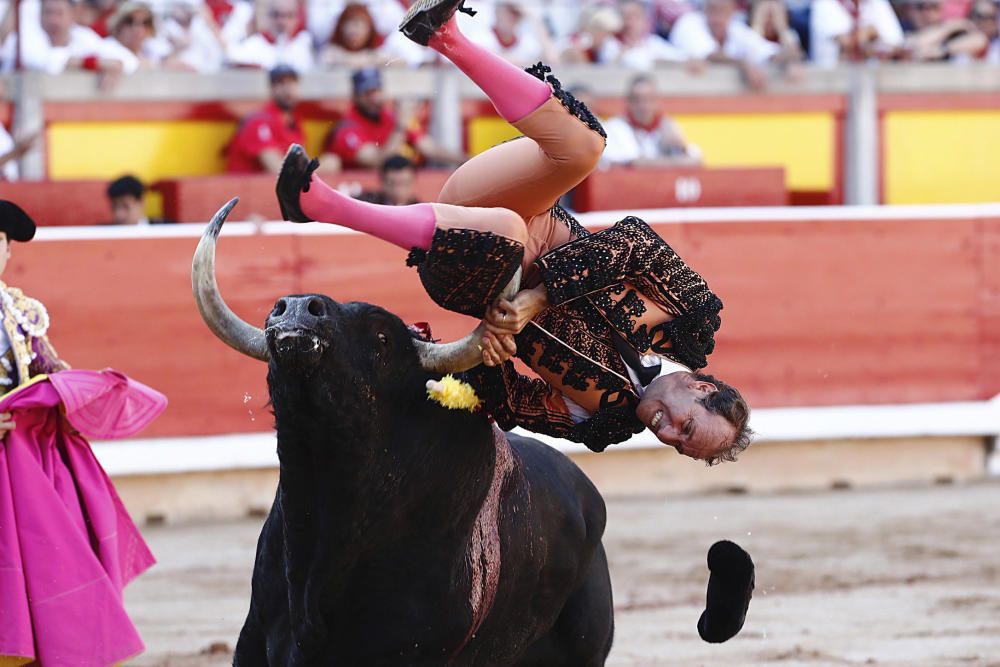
[0,370,165,667]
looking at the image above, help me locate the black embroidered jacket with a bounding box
[468,213,723,452]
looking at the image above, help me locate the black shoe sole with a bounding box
[275,144,314,223]
[399,0,473,46]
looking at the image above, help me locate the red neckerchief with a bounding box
[207,0,235,24]
[492,27,518,49]
[627,110,662,133]
[261,25,305,44]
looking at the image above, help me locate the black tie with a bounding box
[611,330,662,388]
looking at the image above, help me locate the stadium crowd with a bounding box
[0,0,997,78]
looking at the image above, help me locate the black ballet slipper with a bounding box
[697,540,755,643]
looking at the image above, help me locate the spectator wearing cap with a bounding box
[358,154,422,206]
[102,1,171,73]
[227,66,339,174]
[809,0,904,67]
[670,0,794,90]
[601,74,701,169]
[319,2,384,69]
[969,0,1000,62]
[105,175,172,225]
[618,0,686,70]
[561,4,624,64]
[898,0,988,61]
[227,0,314,72]
[322,67,465,171]
[1,0,128,78]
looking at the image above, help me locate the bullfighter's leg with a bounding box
[419,12,607,220]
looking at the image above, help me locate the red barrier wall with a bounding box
[10,210,999,438]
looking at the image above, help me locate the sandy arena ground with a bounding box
[126,480,1000,667]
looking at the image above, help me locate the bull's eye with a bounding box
[377,333,388,346]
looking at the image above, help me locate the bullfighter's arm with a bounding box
[466,362,579,438]
[29,334,70,376]
[534,216,718,318]
[466,362,642,452]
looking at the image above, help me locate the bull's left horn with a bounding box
[192,198,270,362]
[414,268,521,374]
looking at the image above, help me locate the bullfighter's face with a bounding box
[636,372,736,462]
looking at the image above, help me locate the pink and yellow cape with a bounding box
[0,370,165,667]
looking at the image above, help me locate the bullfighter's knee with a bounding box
[557,127,606,178]
[489,207,529,247]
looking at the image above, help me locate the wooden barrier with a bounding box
[12,206,999,440]
[572,167,787,211]
[153,170,454,223]
[1,180,111,226]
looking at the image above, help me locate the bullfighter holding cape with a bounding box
[0,201,164,667]
[276,0,753,464]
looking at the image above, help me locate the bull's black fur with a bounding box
[234,295,614,666]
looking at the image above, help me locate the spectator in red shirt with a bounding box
[227,65,342,174]
[322,67,465,170]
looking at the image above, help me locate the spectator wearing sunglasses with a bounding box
[968,0,999,61]
[102,1,171,73]
[228,0,314,72]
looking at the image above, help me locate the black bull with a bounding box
[193,202,615,665]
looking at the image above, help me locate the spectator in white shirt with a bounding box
[809,0,904,67]
[670,0,784,89]
[618,0,686,69]
[561,4,623,64]
[204,0,255,49]
[159,0,226,73]
[228,0,314,72]
[969,0,1000,62]
[102,2,171,73]
[898,0,988,61]
[319,2,384,68]
[601,74,701,168]
[478,2,559,67]
[307,0,405,46]
[5,0,127,79]
[749,0,804,61]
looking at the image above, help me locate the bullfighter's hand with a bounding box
[484,285,549,336]
[0,412,15,440]
[481,331,516,367]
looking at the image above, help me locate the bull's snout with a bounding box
[271,296,330,327]
[266,296,332,361]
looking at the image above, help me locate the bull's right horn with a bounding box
[191,198,270,362]
[414,268,522,374]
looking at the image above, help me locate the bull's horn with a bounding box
[414,268,522,373]
[192,198,270,362]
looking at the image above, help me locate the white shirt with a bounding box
[479,29,544,65]
[227,30,316,72]
[986,39,1000,65]
[619,33,686,69]
[601,114,698,166]
[810,0,904,68]
[101,36,171,74]
[307,0,406,44]
[13,24,123,74]
[670,12,779,65]
[564,356,693,424]
[161,14,226,73]
[0,123,17,181]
